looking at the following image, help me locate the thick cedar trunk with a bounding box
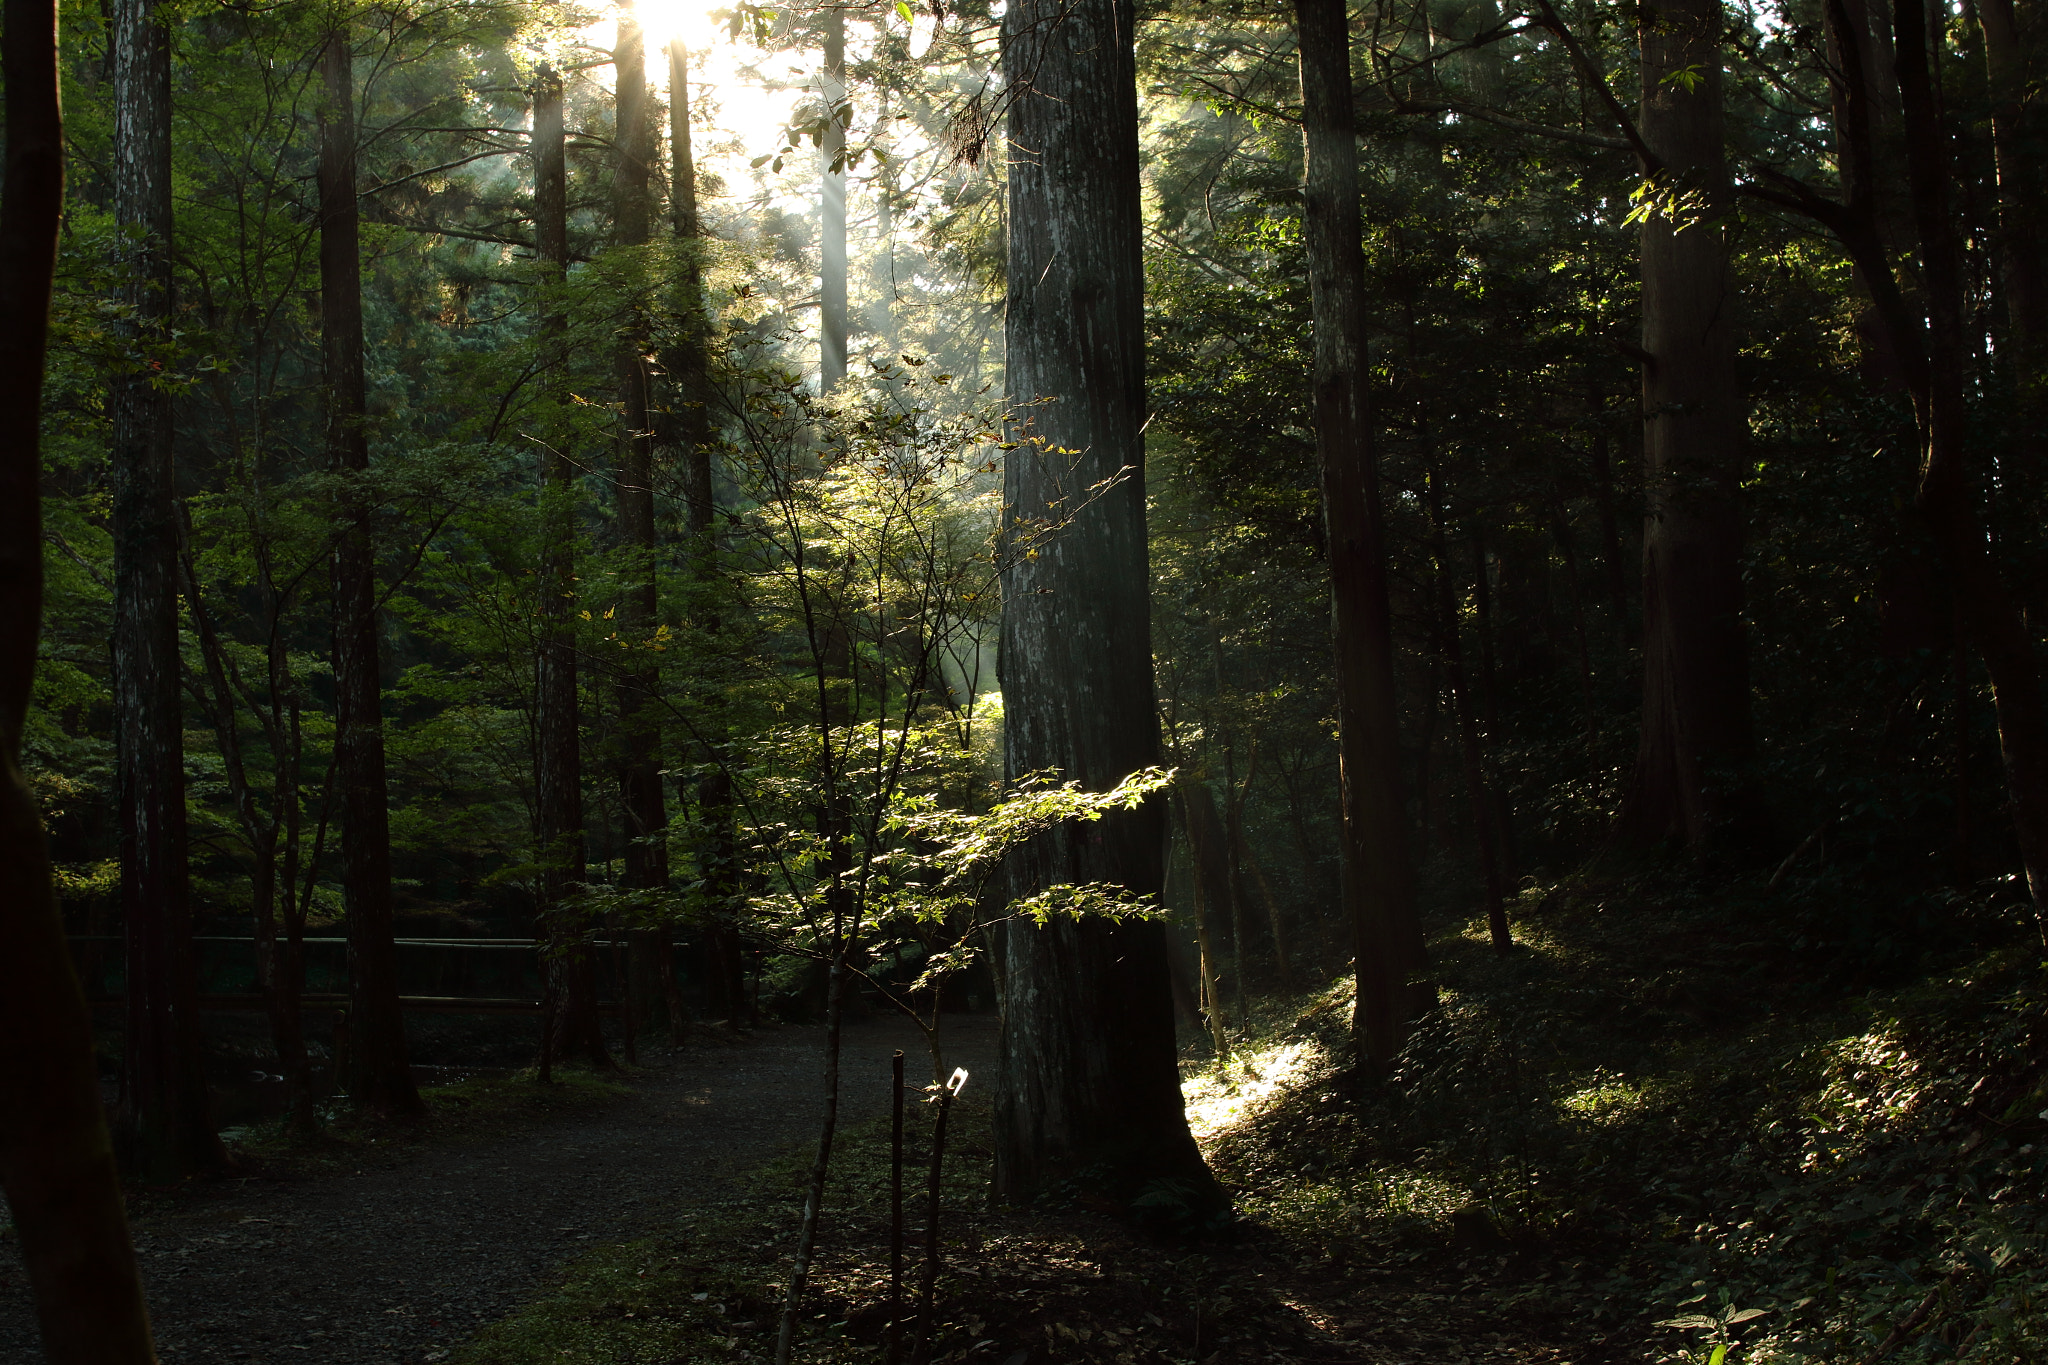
[1616,0,1754,853]
[531,66,611,1067]
[112,0,224,1176]
[995,0,1218,1211]
[1893,0,2048,921]
[821,9,847,390]
[321,31,422,1117]
[1294,0,1428,1068]
[0,0,160,1352]
[611,4,676,1035]
[669,40,745,1026]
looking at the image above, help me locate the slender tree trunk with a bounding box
[321,29,422,1117]
[531,65,611,1067]
[1178,788,1232,1059]
[820,8,847,390]
[1427,480,1511,951]
[1894,0,2048,926]
[1615,0,1754,853]
[179,553,311,1130]
[1234,737,1292,983]
[1295,0,1428,1069]
[1,0,160,1350]
[1978,0,2046,365]
[995,0,1219,1212]
[112,0,224,1175]
[611,2,676,1039]
[669,39,744,1027]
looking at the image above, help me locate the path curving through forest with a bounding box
[0,1013,992,1365]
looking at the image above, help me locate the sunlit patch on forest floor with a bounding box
[456,1075,1574,1365]
[448,869,2048,1365]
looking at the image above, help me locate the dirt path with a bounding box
[0,1013,993,1365]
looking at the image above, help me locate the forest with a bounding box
[4,0,2048,1360]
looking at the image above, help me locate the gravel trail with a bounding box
[0,1013,994,1365]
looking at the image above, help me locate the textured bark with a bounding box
[1294,0,1428,1067]
[111,0,224,1176]
[994,0,1218,1212]
[1893,0,2048,922]
[0,0,160,1351]
[611,4,675,1034]
[322,30,422,1117]
[531,67,610,1067]
[1615,0,1754,853]
[820,9,847,390]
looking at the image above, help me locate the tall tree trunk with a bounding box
[321,29,421,1117]
[612,1,676,1039]
[112,0,223,1174]
[1615,0,1754,853]
[1234,736,1292,983]
[1,0,160,1350]
[995,0,1219,1213]
[820,8,847,390]
[1294,0,1429,1069]
[1977,0,2045,365]
[1894,0,2048,925]
[1427,477,1511,951]
[531,65,611,1067]
[1179,781,1234,1057]
[669,39,744,1026]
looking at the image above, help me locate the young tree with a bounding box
[820,5,847,390]
[0,0,159,1349]
[994,0,1220,1213]
[111,0,224,1174]
[1293,0,1430,1064]
[321,23,423,1116]
[1614,0,1753,852]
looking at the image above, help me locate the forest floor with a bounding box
[0,1012,994,1365]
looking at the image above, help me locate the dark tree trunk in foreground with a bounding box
[1615,0,1754,853]
[532,66,610,1067]
[611,2,676,1038]
[322,29,422,1116]
[995,0,1219,1215]
[0,0,160,1352]
[668,40,746,1025]
[1893,0,2048,923]
[1294,0,1429,1068]
[112,0,224,1175]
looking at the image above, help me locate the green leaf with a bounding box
[897,1,913,21]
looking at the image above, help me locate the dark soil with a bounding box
[0,1012,993,1365]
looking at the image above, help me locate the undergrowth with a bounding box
[1207,868,2048,1364]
